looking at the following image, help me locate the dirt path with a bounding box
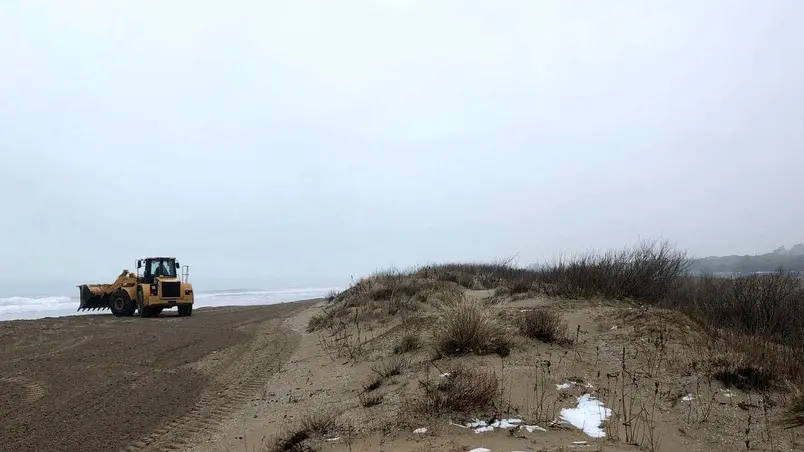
[0,301,316,452]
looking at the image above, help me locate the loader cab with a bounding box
[138,257,180,284]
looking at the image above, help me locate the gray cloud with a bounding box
[2,0,803,293]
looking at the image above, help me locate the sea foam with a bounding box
[0,287,336,322]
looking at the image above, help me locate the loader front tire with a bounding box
[110,290,135,317]
[177,304,193,317]
[137,288,152,318]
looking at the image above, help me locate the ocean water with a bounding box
[0,287,337,322]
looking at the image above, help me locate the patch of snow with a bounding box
[325,437,340,442]
[466,419,488,428]
[491,418,522,429]
[440,372,451,377]
[413,427,427,434]
[468,448,492,452]
[559,394,612,438]
[462,418,524,433]
[682,394,695,401]
[521,424,547,433]
[558,380,593,391]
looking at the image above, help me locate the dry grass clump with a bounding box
[393,332,421,354]
[310,240,688,337]
[432,295,510,357]
[306,302,352,333]
[268,429,313,452]
[413,240,688,303]
[710,353,775,392]
[415,364,499,415]
[706,331,804,391]
[371,355,410,378]
[358,355,410,402]
[362,374,384,393]
[413,260,526,290]
[409,241,688,302]
[359,392,384,408]
[518,309,568,344]
[494,276,539,297]
[306,313,329,333]
[309,270,464,335]
[783,390,804,429]
[268,411,339,452]
[661,271,804,391]
[300,412,339,437]
[332,270,462,307]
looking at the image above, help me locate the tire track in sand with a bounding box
[0,377,47,404]
[0,376,48,418]
[4,335,93,364]
[119,323,295,452]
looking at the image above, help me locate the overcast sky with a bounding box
[1,0,803,292]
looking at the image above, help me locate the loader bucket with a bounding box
[77,285,110,311]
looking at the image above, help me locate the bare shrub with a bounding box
[657,268,804,396]
[325,289,339,302]
[393,332,421,354]
[416,365,498,415]
[432,295,510,356]
[662,270,804,349]
[533,239,689,301]
[518,309,568,343]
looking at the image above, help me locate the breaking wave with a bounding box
[0,287,337,322]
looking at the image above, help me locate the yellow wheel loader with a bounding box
[77,257,195,317]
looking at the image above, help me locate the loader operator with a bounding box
[152,261,172,278]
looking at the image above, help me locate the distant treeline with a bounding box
[689,245,804,275]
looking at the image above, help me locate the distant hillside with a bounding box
[688,243,804,274]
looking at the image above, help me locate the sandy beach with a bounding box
[0,301,315,452]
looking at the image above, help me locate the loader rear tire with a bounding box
[177,304,193,317]
[110,290,135,317]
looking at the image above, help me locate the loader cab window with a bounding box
[144,259,177,283]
